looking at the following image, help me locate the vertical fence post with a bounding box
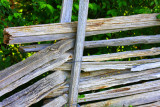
[69,0,89,107]
[59,0,73,106]
[60,0,73,23]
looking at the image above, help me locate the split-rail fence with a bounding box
[0,12,160,107]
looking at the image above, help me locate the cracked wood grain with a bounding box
[81,90,160,107]
[4,13,160,44]
[19,34,160,52]
[1,71,68,107]
[83,47,160,61]
[0,39,74,97]
[0,52,72,96]
[45,68,160,98]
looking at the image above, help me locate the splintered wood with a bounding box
[19,34,160,52]
[0,39,74,96]
[1,13,160,107]
[4,13,160,44]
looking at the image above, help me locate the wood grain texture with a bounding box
[0,39,74,97]
[85,34,160,48]
[78,80,160,103]
[69,0,89,106]
[55,58,160,72]
[19,34,160,52]
[4,13,160,44]
[131,61,160,71]
[83,47,160,61]
[1,71,68,107]
[60,0,73,23]
[137,101,160,107]
[81,90,160,107]
[43,94,68,107]
[44,80,160,105]
[0,52,72,96]
[45,68,160,98]
[19,43,52,52]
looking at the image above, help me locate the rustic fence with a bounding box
[0,4,160,107]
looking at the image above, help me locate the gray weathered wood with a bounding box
[85,34,160,48]
[0,39,74,97]
[131,61,160,71]
[58,63,132,71]
[81,90,160,107]
[19,44,52,52]
[4,13,160,44]
[83,47,160,61]
[43,94,68,107]
[19,34,160,52]
[44,80,160,105]
[137,101,160,107]
[45,68,160,98]
[55,58,160,72]
[60,0,73,23]
[1,71,68,107]
[78,80,160,103]
[0,52,72,96]
[69,0,89,106]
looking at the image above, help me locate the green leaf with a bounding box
[46,4,54,14]
[74,4,79,11]
[8,15,13,21]
[154,0,159,6]
[156,14,160,19]
[107,9,118,16]
[78,94,85,99]
[14,13,20,18]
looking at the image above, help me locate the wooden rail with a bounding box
[19,34,160,52]
[1,13,160,107]
[4,13,160,44]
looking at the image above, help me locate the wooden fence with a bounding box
[0,13,160,107]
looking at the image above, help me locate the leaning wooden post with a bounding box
[69,0,89,107]
[60,0,73,23]
[59,0,73,106]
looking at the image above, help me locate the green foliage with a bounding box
[78,94,85,99]
[157,14,160,19]
[0,0,160,70]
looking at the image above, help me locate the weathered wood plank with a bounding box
[0,39,74,96]
[55,58,160,72]
[19,34,160,52]
[78,80,160,103]
[131,61,160,71]
[85,34,160,48]
[1,71,68,107]
[57,63,132,71]
[45,70,129,98]
[60,0,73,23]
[19,44,52,52]
[69,0,89,106]
[4,13,160,44]
[46,68,160,98]
[79,68,160,93]
[43,94,68,107]
[81,90,160,107]
[0,52,72,96]
[6,33,75,44]
[44,80,160,105]
[137,101,160,107]
[83,47,160,61]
